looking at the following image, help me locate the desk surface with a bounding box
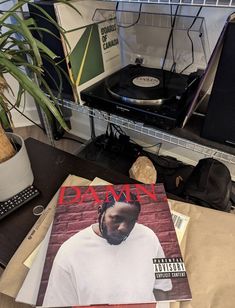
[0,138,134,267]
[1,139,235,308]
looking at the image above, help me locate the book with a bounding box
[36,183,191,307]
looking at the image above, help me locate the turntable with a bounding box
[80,64,198,130]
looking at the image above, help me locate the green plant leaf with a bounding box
[28,2,71,50]
[7,13,42,66]
[0,0,81,132]
[34,38,58,59]
[0,0,28,24]
[15,85,24,108]
[0,54,69,131]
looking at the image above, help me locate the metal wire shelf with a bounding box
[93,9,205,30]
[59,99,235,165]
[97,0,235,8]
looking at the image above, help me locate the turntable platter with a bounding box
[106,65,188,106]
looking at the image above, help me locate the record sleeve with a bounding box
[54,0,121,102]
[36,184,192,307]
[181,13,235,127]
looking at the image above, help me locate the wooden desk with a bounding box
[0,138,134,267]
[1,139,235,308]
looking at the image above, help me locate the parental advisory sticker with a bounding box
[153,257,187,279]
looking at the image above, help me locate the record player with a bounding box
[80,64,198,130]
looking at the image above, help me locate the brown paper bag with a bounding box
[170,200,235,308]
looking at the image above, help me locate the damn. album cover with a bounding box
[37,184,191,307]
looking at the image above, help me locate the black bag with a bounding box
[183,158,232,212]
[151,155,194,196]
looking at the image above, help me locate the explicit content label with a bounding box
[153,257,187,279]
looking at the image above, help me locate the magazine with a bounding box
[36,184,192,307]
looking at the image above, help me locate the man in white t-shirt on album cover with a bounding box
[42,191,172,307]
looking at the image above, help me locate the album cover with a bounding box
[54,0,121,102]
[36,184,191,307]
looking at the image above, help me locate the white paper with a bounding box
[16,224,53,305]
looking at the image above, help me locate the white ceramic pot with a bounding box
[0,133,34,201]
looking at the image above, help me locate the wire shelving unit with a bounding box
[98,0,235,9]
[59,99,235,165]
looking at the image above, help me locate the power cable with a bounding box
[180,6,203,74]
[116,2,142,29]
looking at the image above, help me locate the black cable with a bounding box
[143,142,162,156]
[161,5,179,71]
[111,123,126,136]
[170,62,177,73]
[170,5,176,72]
[116,3,142,29]
[180,31,194,74]
[180,6,203,74]
[106,122,163,156]
[115,2,119,11]
[130,138,162,155]
[7,101,45,132]
[128,135,162,155]
[142,142,162,149]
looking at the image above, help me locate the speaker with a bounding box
[28,1,73,139]
[201,18,235,146]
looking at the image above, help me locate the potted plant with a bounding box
[0,0,77,201]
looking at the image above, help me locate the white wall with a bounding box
[4,75,40,128]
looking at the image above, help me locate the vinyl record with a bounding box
[106,65,188,106]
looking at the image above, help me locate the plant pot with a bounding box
[0,133,34,201]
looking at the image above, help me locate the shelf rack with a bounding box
[93,9,205,30]
[53,1,235,166]
[59,99,235,165]
[97,0,235,8]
